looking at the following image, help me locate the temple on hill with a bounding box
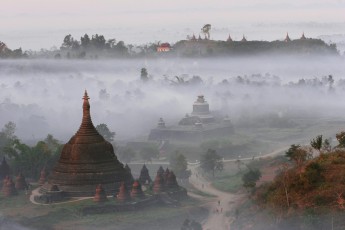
[301,32,307,40]
[241,35,247,42]
[148,95,234,142]
[227,34,233,42]
[284,33,291,42]
[40,91,131,197]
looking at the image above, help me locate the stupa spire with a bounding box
[75,90,101,140]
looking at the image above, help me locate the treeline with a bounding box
[1,33,341,59]
[0,41,27,58]
[56,34,130,59]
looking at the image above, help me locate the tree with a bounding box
[4,136,62,179]
[117,147,136,163]
[114,41,128,55]
[200,149,223,177]
[91,34,106,50]
[140,68,149,82]
[95,124,115,142]
[242,169,261,189]
[336,131,345,148]
[169,152,191,179]
[310,135,323,152]
[140,145,159,163]
[61,34,79,50]
[80,34,91,49]
[285,144,311,168]
[0,122,18,157]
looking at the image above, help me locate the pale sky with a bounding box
[1,0,345,50]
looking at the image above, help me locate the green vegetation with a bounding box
[0,193,205,230]
[0,122,62,179]
[231,132,345,229]
[200,149,223,177]
[95,123,116,142]
[140,67,149,82]
[212,172,245,193]
[1,34,339,59]
[169,152,191,179]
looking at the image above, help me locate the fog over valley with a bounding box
[0,56,344,142]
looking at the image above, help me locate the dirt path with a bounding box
[188,165,244,230]
[187,146,290,230]
[29,187,92,205]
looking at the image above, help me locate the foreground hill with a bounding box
[231,138,345,230]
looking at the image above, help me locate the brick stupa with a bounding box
[117,181,131,202]
[94,184,108,202]
[3,178,17,197]
[15,172,28,190]
[153,170,165,194]
[130,180,145,199]
[41,91,129,197]
[124,164,134,187]
[139,164,152,185]
[163,168,170,182]
[166,171,179,190]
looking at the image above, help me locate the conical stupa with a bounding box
[3,178,17,197]
[153,170,165,194]
[15,172,28,190]
[139,164,152,185]
[130,180,145,199]
[124,164,134,187]
[117,181,131,202]
[41,91,129,197]
[166,171,179,190]
[93,184,108,202]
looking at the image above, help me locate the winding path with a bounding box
[187,146,289,230]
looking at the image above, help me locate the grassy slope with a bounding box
[0,193,207,230]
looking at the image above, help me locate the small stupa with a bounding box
[227,34,233,42]
[93,184,108,202]
[139,164,152,185]
[117,181,131,202]
[163,168,170,182]
[2,175,9,193]
[241,35,247,42]
[284,33,291,42]
[124,164,134,186]
[157,166,165,176]
[3,178,17,197]
[38,167,47,185]
[166,171,179,190]
[153,171,165,194]
[130,180,145,199]
[15,172,28,190]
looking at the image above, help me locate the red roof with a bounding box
[159,43,171,48]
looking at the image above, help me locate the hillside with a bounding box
[231,138,345,230]
[173,39,338,57]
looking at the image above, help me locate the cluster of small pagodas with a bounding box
[1,158,181,204]
[93,164,180,203]
[0,157,35,197]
